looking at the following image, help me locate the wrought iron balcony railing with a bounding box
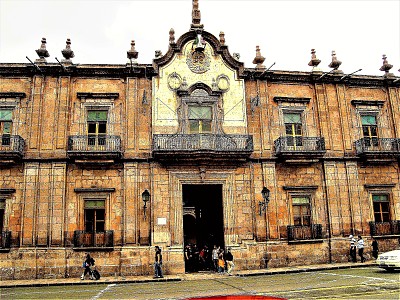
[152,133,253,162]
[73,230,114,248]
[275,136,326,154]
[0,231,12,249]
[0,135,25,158]
[287,224,323,241]
[369,221,400,236]
[355,138,400,156]
[67,135,122,160]
[153,134,253,152]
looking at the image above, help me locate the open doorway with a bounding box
[182,184,224,272]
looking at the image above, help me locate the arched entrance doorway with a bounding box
[183,184,224,272]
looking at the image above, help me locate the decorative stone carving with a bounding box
[308,49,321,72]
[252,46,265,69]
[216,74,230,92]
[167,72,182,90]
[328,50,343,74]
[219,31,225,46]
[379,54,394,77]
[61,38,74,64]
[35,38,50,63]
[127,40,139,62]
[155,50,163,59]
[191,0,203,29]
[169,28,175,45]
[233,53,240,61]
[186,47,210,74]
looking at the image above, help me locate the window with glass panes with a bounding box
[84,199,105,233]
[361,115,378,147]
[87,110,107,146]
[188,105,212,133]
[373,194,390,222]
[0,110,12,146]
[284,112,302,147]
[292,196,311,226]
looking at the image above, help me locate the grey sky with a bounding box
[0,0,399,76]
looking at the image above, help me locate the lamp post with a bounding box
[259,187,270,216]
[142,189,150,220]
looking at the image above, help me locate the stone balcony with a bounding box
[274,136,326,164]
[72,230,114,250]
[355,138,400,163]
[152,133,253,164]
[0,135,25,166]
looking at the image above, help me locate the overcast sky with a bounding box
[0,0,399,76]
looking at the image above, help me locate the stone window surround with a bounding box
[283,186,318,227]
[364,184,396,222]
[0,93,26,135]
[74,188,115,232]
[351,100,385,140]
[76,93,119,136]
[0,188,16,230]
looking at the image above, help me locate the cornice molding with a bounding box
[351,100,385,107]
[273,97,311,103]
[283,186,318,190]
[74,188,116,193]
[77,92,119,99]
[0,92,26,99]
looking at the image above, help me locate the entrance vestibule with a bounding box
[182,184,224,272]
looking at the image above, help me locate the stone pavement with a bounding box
[0,261,375,288]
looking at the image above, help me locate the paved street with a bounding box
[1,265,399,299]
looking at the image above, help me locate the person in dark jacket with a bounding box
[154,246,163,278]
[372,239,379,259]
[225,248,234,275]
[81,253,95,280]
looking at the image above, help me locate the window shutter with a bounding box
[0,110,12,121]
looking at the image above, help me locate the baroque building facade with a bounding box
[0,1,399,280]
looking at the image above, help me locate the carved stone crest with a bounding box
[186,48,210,74]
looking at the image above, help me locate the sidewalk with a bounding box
[0,261,375,288]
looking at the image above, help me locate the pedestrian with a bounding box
[225,248,234,275]
[80,253,95,280]
[212,245,219,272]
[154,246,163,278]
[357,235,365,263]
[349,235,357,262]
[184,244,191,273]
[372,239,379,259]
[218,249,225,273]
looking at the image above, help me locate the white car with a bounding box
[376,249,400,271]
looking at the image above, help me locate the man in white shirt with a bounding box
[357,235,365,263]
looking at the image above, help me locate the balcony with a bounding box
[274,136,326,164]
[73,230,114,250]
[0,231,11,251]
[152,133,253,163]
[0,135,25,165]
[287,224,323,242]
[67,135,122,165]
[355,138,400,163]
[369,221,400,237]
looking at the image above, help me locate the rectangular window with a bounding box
[0,199,5,232]
[284,113,302,147]
[292,196,311,226]
[84,199,105,233]
[372,194,390,222]
[87,110,107,146]
[188,106,212,133]
[0,110,12,146]
[361,115,378,147]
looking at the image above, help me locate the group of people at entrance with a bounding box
[349,235,378,263]
[185,244,234,275]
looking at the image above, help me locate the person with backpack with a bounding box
[81,253,95,280]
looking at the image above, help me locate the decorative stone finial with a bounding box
[127,40,139,62]
[219,32,225,46]
[233,53,240,61]
[379,54,394,77]
[169,28,175,45]
[308,49,321,72]
[155,50,163,59]
[35,37,50,63]
[328,50,343,74]
[252,46,265,69]
[61,38,74,64]
[191,0,203,29]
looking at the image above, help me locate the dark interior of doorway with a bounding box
[182,184,224,272]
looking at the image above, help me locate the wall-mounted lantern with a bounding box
[142,189,150,219]
[259,187,270,216]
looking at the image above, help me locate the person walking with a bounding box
[217,249,225,273]
[349,235,357,262]
[212,245,219,272]
[225,248,234,275]
[80,253,95,280]
[154,246,163,278]
[357,235,365,263]
[372,239,379,259]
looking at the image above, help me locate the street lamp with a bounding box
[259,187,270,216]
[142,189,150,219]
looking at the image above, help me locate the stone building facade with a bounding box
[0,1,399,280]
